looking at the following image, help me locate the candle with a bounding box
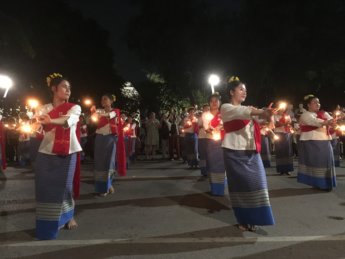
[212,131,221,141]
[91,114,99,122]
[205,113,213,121]
[277,102,287,111]
[27,98,40,109]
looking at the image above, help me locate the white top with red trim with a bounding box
[95,109,117,135]
[38,103,82,155]
[299,111,332,141]
[220,103,255,150]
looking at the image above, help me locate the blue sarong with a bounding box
[223,149,275,226]
[331,139,341,167]
[30,137,42,164]
[35,152,77,240]
[18,141,30,166]
[94,134,117,193]
[275,132,294,173]
[206,139,226,196]
[260,135,271,168]
[198,138,208,176]
[298,140,336,190]
[185,133,198,166]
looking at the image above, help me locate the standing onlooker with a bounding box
[145,112,160,160]
[160,113,171,159]
[169,114,181,160]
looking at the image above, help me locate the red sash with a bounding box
[96,109,118,135]
[74,122,81,199]
[124,123,134,137]
[184,117,198,134]
[223,119,261,153]
[300,111,329,133]
[44,103,75,156]
[0,123,7,170]
[210,112,221,128]
[210,112,224,140]
[116,111,127,176]
[278,112,290,133]
[43,102,81,199]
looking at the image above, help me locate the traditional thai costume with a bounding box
[298,111,336,190]
[259,124,271,168]
[35,102,82,240]
[205,111,226,196]
[221,103,275,226]
[198,113,209,176]
[94,108,126,194]
[274,113,294,174]
[183,115,199,167]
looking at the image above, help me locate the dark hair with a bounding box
[187,107,195,113]
[102,94,116,102]
[227,79,243,93]
[49,77,68,88]
[208,92,221,104]
[303,94,317,107]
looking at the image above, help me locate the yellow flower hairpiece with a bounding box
[228,76,240,83]
[112,94,116,102]
[46,73,63,87]
[303,94,315,101]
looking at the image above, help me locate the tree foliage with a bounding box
[127,0,345,109]
[0,0,123,109]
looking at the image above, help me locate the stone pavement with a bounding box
[1,158,345,258]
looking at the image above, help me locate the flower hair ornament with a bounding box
[46,73,63,87]
[111,94,116,102]
[228,76,240,83]
[303,94,315,101]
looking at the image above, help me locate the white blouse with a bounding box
[299,111,332,141]
[221,103,256,150]
[95,109,117,135]
[274,114,291,133]
[38,103,82,155]
[198,113,208,139]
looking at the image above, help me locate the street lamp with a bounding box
[0,74,13,98]
[208,74,220,94]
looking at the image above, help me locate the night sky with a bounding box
[66,0,145,82]
[1,0,345,111]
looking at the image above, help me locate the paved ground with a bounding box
[1,157,345,258]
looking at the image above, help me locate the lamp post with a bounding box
[0,74,13,98]
[208,74,220,94]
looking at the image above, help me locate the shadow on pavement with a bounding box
[0,228,35,242]
[16,226,251,258]
[269,188,326,198]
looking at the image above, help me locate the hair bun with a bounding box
[46,73,63,87]
[228,76,240,83]
[303,94,315,101]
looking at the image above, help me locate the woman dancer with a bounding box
[34,73,81,240]
[221,77,275,231]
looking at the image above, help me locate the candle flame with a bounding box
[205,113,213,121]
[91,114,98,122]
[27,98,39,109]
[212,131,221,141]
[278,102,287,111]
[20,124,32,133]
[84,99,92,106]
